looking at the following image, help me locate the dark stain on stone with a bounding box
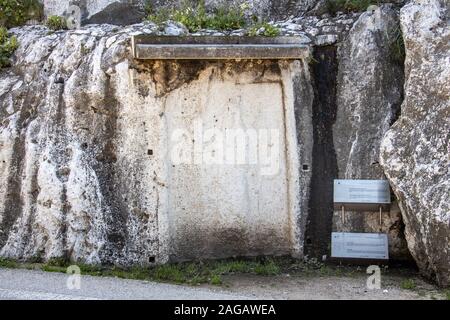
[88,75,129,263]
[305,46,339,258]
[0,81,43,248]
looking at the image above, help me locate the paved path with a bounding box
[0,268,254,300]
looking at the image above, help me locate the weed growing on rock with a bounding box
[46,15,67,31]
[401,278,416,290]
[248,22,280,37]
[146,0,279,35]
[0,257,18,268]
[0,26,18,68]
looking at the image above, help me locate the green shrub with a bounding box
[209,274,222,285]
[0,26,18,68]
[400,278,416,290]
[0,257,18,268]
[204,5,246,31]
[46,15,67,31]
[248,22,280,37]
[388,23,405,65]
[146,0,247,32]
[0,0,43,28]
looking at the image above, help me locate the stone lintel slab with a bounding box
[132,36,310,60]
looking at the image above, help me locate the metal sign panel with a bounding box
[334,179,391,211]
[331,232,389,260]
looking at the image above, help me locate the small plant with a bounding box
[204,5,246,31]
[210,274,222,285]
[254,259,280,275]
[46,15,67,31]
[146,0,247,32]
[401,278,416,290]
[387,23,405,65]
[0,26,18,69]
[0,257,18,268]
[0,0,43,28]
[248,22,280,37]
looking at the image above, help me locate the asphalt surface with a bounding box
[0,268,253,300]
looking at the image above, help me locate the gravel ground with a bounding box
[0,267,446,300]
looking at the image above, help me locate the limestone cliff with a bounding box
[380,0,450,287]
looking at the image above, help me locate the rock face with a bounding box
[333,5,408,259]
[380,0,450,287]
[305,5,410,260]
[41,0,321,23]
[42,0,147,25]
[0,25,313,265]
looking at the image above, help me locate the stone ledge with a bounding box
[132,36,310,60]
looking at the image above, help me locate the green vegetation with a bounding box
[146,0,280,36]
[401,278,416,290]
[0,26,18,68]
[46,15,67,31]
[0,257,18,268]
[325,0,380,15]
[147,1,246,32]
[0,0,43,28]
[388,24,405,65]
[20,256,287,286]
[248,22,280,37]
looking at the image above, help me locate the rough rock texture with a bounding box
[380,0,450,287]
[305,5,410,260]
[42,0,147,25]
[41,0,320,23]
[0,24,312,265]
[41,0,404,24]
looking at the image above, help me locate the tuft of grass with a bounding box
[152,264,186,283]
[204,5,246,31]
[45,15,67,31]
[146,0,279,35]
[0,257,18,268]
[210,274,222,285]
[248,22,280,37]
[254,259,280,275]
[387,23,405,65]
[147,1,246,32]
[401,278,416,290]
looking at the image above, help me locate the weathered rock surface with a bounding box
[333,4,408,259]
[0,24,312,265]
[42,0,147,25]
[380,0,450,287]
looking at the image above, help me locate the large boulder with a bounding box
[331,5,409,260]
[380,0,450,287]
[42,0,147,25]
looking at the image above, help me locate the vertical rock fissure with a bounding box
[304,46,339,259]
